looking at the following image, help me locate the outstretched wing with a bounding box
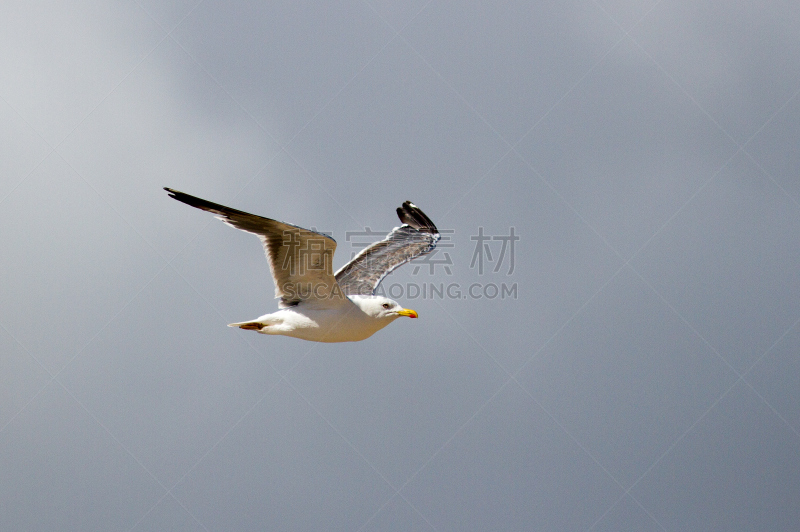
[165,188,341,307]
[335,201,440,296]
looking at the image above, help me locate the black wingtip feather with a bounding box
[396,201,438,234]
[164,187,252,218]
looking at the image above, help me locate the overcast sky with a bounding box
[2,1,800,530]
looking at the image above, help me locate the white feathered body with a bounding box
[228,295,404,343]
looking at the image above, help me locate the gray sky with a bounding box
[2,1,800,530]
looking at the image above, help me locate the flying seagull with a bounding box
[165,188,440,342]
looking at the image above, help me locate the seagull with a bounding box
[165,188,440,342]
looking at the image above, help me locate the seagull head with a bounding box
[352,295,418,321]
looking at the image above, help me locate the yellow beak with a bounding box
[396,308,418,319]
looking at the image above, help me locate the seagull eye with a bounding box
[382,303,391,309]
